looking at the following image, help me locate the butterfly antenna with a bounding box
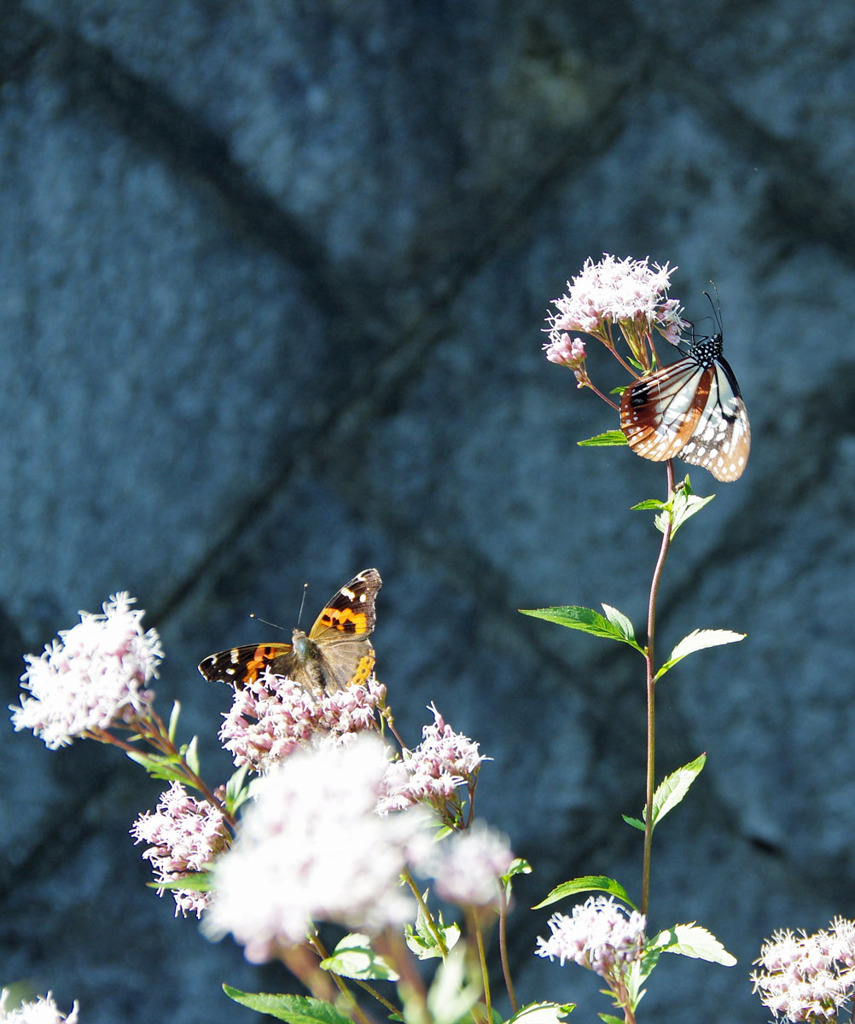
[296,581,309,629]
[703,281,724,334]
[248,613,288,633]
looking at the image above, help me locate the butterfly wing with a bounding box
[198,641,296,687]
[198,568,383,694]
[620,357,711,462]
[306,568,382,692]
[676,356,750,482]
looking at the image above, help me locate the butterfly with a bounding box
[619,300,750,481]
[198,568,382,696]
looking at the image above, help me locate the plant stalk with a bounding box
[641,458,675,916]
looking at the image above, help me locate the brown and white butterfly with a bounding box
[620,303,750,482]
[198,568,382,696]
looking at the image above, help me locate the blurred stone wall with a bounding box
[2,1,855,1021]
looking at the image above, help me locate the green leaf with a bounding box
[533,876,635,911]
[405,899,461,960]
[655,629,746,681]
[648,924,737,966]
[501,858,532,900]
[601,604,637,644]
[506,1002,575,1024]
[504,857,532,880]
[425,946,482,1024]
[149,871,214,892]
[225,764,251,816]
[620,948,660,1014]
[167,701,181,744]
[598,1015,624,1024]
[648,475,716,536]
[125,750,188,784]
[183,735,201,776]
[647,755,706,829]
[222,988,353,1024]
[669,481,715,535]
[577,430,627,447]
[622,814,645,831]
[519,606,645,654]
[630,498,666,512]
[320,933,399,981]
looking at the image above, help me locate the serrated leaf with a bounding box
[653,508,670,534]
[648,754,706,828]
[577,430,627,447]
[533,876,635,911]
[507,1001,575,1024]
[601,604,637,644]
[649,924,737,966]
[630,499,666,511]
[655,629,745,681]
[649,475,716,536]
[519,606,644,654]
[405,899,460,959]
[405,921,461,960]
[622,814,645,831]
[320,933,399,981]
[222,988,353,1024]
[670,491,715,534]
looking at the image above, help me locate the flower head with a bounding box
[131,782,231,918]
[536,896,646,979]
[219,670,386,772]
[424,822,514,910]
[11,593,160,748]
[751,919,855,1022]
[0,991,79,1024]
[203,734,430,962]
[542,335,590,388]
[545,255,687,368]
[378,705,487,822]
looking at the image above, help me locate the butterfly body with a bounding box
[620,327,750,482]
[198,568,382,696]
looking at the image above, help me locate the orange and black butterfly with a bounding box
[198,568,382,696]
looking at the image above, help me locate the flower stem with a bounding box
[497,881,518,1012]
[375,928,429,1022]
[469,910,492,1023]
[403,870,448,956]
[641,458,675,916]
[90,715,236,827]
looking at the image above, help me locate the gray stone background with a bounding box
[1,1,853,1021]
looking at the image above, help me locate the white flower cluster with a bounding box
[203,734,429,961]
[752,917,855,1022]
[379,704,486,813]
[219,671,386,772]
[0,991,79,1024]
[131,781,230,918]
[11,593,161,748]
[547,254,683,341]
[536,895,646,978]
